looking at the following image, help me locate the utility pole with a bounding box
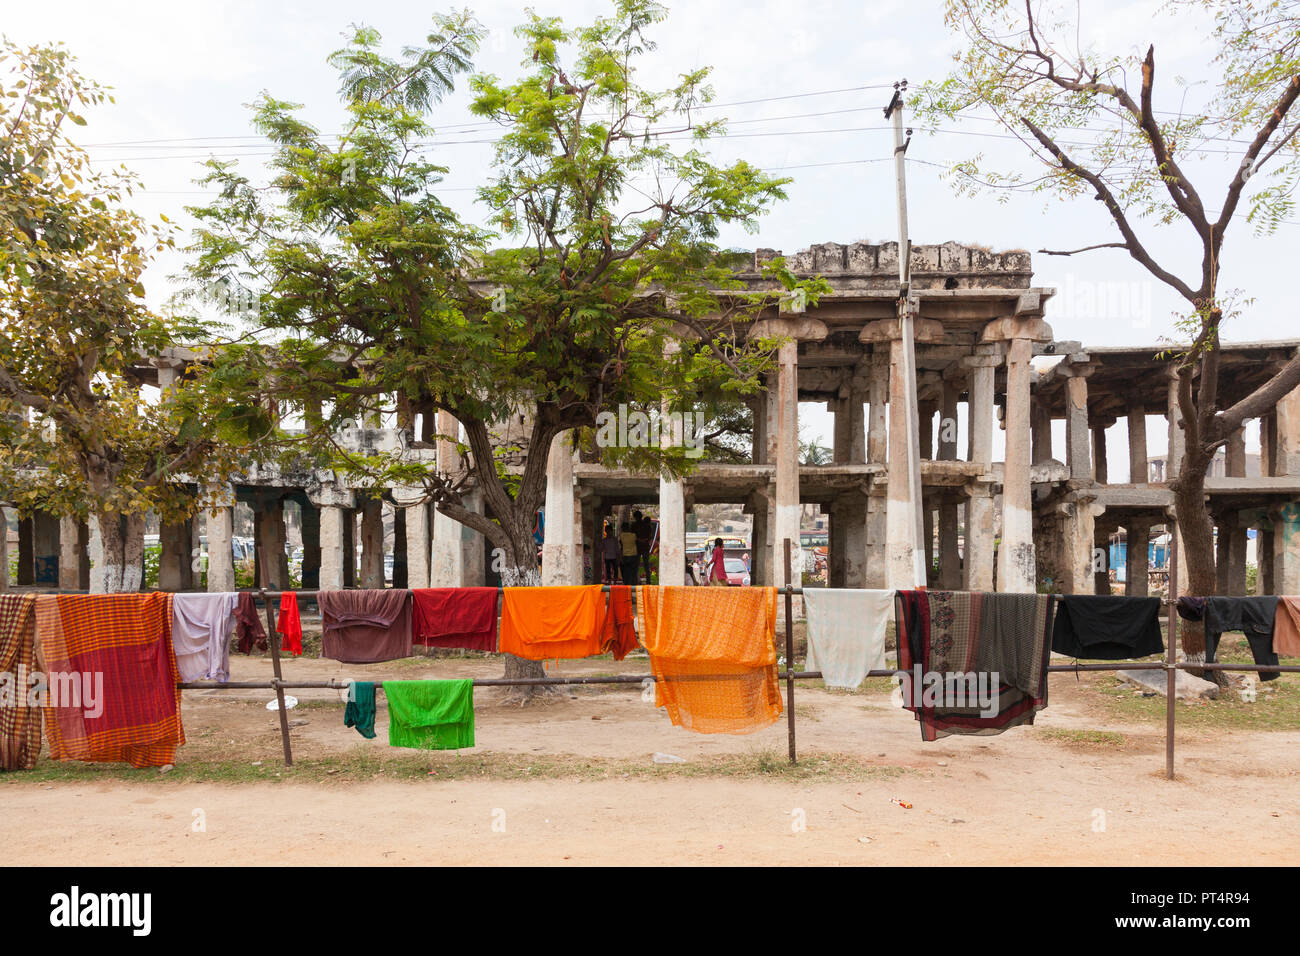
[883,80,927,588]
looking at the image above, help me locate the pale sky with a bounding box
[6,0,1292,470]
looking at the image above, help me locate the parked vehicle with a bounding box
[721,556,751,586]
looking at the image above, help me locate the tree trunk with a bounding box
[498,508,551,703]
[1171,461,1226,683]
[93,510,146,593]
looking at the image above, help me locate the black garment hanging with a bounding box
[1204,596,1280,681]
[1051,595,1164,660]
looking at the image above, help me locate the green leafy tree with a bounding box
[0,39,250,591]
[184,2,815,689]
[918,0,1300,664]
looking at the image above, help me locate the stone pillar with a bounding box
[1059,497,1103,594]
[359,497,385,588]
[1276,385,1300,477]
[839,492,868,588]
[1227,516,1248,596]
[542,431,577,586]
[658,469,686,587]
[1273,502,1300,596]
[867,359,888,465]
[1264,410,1279,477]
[309,485,355,591]
[763,370,780,468]
[342,509,356,588]
[390,507,406,589]
[884,330,923,588]
[300,502,321,590]
[16,517,33,586]
[1215,512,1233,594]
[1126,519,1151,597]
[59,516,82,591]
[204,486,237,593]
[657,341,687,587]
[401,491,431,589]
[918,401,936,462]
[1031,404,1052,465]
[0,507,7,592]
[964,349,998,592]
[865,359,889,584]
[1259,520,1275,595]
[750,394,767,464]
[963,482,996,591]
[432,410,469,587]
[1064,371,1091,480]
[1093,520,1113,595]
[747,492,773,586]
[1128,401,1149,484]
[848,387,867,463]
[1226,426,1247,478]
[938,496,961,589]
[159,518,193,591]
[319,505,346,590]
[1092,423,1109,484]
[86,517,103,594]
[1167,374,1184,479]
[832,396,851,464]
[255,498,289,589]
[32,512,59,585]
[461,490,487,587]
[936,380,960,588]
[773,339,802,589]
[998,335,1036,592]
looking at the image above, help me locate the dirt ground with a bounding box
[2,634,1298,865]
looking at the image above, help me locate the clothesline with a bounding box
[177,659,1300,692]
[13,531,1300,779]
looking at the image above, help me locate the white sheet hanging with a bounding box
[172,592,238,683]
[802,588,893,689]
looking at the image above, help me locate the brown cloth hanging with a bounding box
[319,589,413,663]
[234,591,268,653]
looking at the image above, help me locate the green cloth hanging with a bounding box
[344,681,377,739]
[382,679,475,750]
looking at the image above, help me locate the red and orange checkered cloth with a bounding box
[0,593,39,770]
[36,593,185,768]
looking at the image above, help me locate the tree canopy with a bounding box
[0,38,251,589]
[184,0,818,580]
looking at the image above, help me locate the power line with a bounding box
[79,84,895,149]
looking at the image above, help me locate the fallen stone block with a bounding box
[1118,668,1219,701]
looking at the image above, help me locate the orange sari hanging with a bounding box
[498,586,606,660]
[636,586,781,734]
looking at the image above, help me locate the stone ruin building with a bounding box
[3,240,1298,599]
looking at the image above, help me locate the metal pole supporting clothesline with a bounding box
[255,546,294,767]
[1166,524,1179,780]
[784,539,797,764]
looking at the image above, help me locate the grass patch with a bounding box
[0,748,911,787]
[1037,728,1126,747]
[1096,673,1300,731]
[1086,632,1300,732]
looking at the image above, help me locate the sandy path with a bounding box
[2,653,1298,865]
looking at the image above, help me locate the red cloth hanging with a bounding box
[277,592,303,657]
[412,588,499,652]
[601,585,639,661]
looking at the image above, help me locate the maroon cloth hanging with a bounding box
[234,591,268,653]
[319,589,413,663]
